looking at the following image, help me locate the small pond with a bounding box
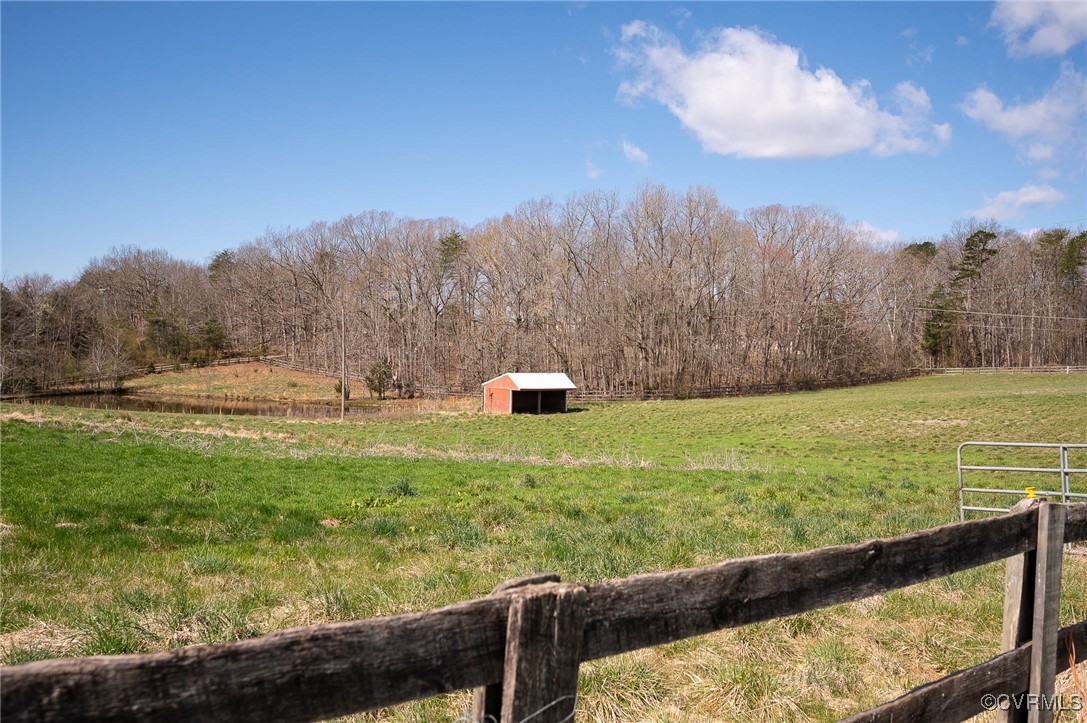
[11,393,380,418]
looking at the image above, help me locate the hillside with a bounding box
[125,362,347,402]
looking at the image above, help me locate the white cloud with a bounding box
[1036,167,1061,181]
[900,27,934,67]
[876,82,948,155]
[961,63,1084,139]
[969,183,1066,220]
[957,35,970,47]
[1026,143,1055,162]
[585,160,602,179]
[853,221,901,247]
[620,20,649,42]
[960,63,1086,162]
[621,139,649,163]
[991,1,1087,56]
[614,22,948,159]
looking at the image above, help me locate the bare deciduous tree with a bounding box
[4,188,1083,395]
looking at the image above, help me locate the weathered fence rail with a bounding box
[257,356,372,386]
[4,502,1086,722]
[841,619,1087,722]
[148,355,265,374]
[566,370,926,402]
[931,365,1087,375]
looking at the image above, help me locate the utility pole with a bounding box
[341,303,346,421]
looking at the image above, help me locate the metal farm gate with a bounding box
[958,441,1087,521]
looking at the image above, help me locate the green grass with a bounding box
[1,373,1085,721]
[37,371,1087,471]
[319,373,1086,464]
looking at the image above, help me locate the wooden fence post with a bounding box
[500,583,586,723]
[1028,502,1065,723]
[471,574,561,723]
[1002,499,1040,651]
[999,499,1066,723]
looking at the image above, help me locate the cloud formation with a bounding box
[960,63,1085,159]
[853,220,901,247]
[900,28,935,68]
[969,183,1066,220]
[615,21,949,159]
[621,139,649,163]
[990,1,1087,56]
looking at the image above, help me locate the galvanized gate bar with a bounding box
[960,465,1087,473]
[957,442,1087,522]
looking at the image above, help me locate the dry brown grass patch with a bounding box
[0,621,86,660]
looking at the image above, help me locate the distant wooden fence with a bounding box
[568,370,926,402]
[930,365,1087,375]
[148,356,265,374]
[257,356,369,385]
[4,500,1085,722]
[568,366,1087,401]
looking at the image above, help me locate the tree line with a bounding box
[2,185,1085,396]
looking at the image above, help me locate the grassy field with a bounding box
[2,373,1085,721]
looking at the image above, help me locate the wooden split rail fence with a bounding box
[258,356,371,386]
[567,370,923,402]
[148,356,266,374]
[3,500,1086,722]
[930,366,1087,375]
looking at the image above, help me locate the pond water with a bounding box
[12,393,380,418]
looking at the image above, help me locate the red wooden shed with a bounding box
[481,372,576,414]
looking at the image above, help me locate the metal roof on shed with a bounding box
[481,372,576,390]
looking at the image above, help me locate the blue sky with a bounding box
[2,1,1085,281]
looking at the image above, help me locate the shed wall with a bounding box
[483,386,512,414]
